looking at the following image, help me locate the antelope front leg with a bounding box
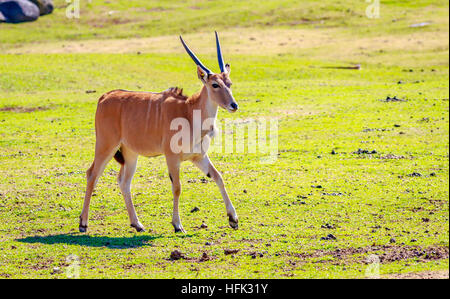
[192,155,238,229]
[165,155,185,233]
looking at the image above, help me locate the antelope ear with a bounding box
[197,65,209,82]
[225,63,231,74]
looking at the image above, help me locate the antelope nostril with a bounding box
[230,103,238,110]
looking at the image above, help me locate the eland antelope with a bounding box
[79,32,239,233]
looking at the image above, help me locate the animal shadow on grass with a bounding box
[17,233,164,249]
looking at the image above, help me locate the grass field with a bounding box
[0,0,448,278]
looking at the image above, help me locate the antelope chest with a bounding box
[184,125,217,161]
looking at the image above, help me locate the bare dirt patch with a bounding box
[169,250,186,261]
[3,28,331,55]
[87,17,134,28]
[30,258,55,271]
[0,106,49,113]
[288,245,449,265]
[386,270,449,279]
[122,263,146,270]
[224,248,240,255]
[5,27,448,67]
[380,154,407,160]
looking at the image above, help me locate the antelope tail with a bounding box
[114,149,125,165]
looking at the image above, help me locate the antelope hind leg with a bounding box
[117,147,145,232]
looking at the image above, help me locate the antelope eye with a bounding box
[212,83,220,88]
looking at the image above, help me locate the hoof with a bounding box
[174,227,186,233]
[79,217,88,233]
[228,215,239,230]
[131,223,145,232]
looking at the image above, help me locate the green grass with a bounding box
[0,0,448,278]
[0,0,448,47]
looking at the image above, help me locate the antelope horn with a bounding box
[179,35,212,75]
[215,31,226,73]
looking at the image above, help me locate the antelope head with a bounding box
[180,32,238,113]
